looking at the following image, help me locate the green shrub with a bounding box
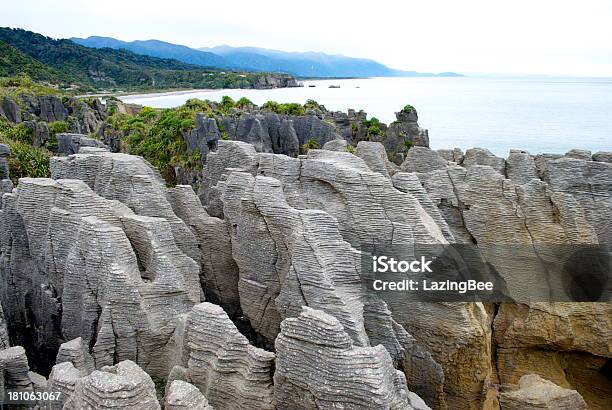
[0,136,51,182]
[303,99,326,112]
[402,104,415,113]
[363,117,382,138]
[404,139,414,150]
[262,101,306,116]
[0,121,33,144]
[346,144,355,154]
[306,138,319,149]
[236,97,253,108]
[220,96,235,112]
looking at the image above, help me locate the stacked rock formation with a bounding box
[499,374,588,410]
[164,380,213,410]
[169,302,275,409]
[63,360,160,409]
[0,173,200,377]
[0,144,12,195]
[274,307,417,409]
[396,145,612,408]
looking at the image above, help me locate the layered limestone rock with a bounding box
[274,307,419,409]
[499,374,588,410]
[0,177,199,377]
[385,108,430,158]
[401,146,449,173]
[592,151,612,163]
[461,147,506,174]
[0,304,8,349]
[322,138,348,152]
[48,362,81,409]
[356,141,394,178]
[50,150,200,261]
[56,133,108,155]
[166,185,240,316]
[164,380,213,410]
[0,144,12,195]
[405,146,611,408]
[0,346,35,394]
[63,360,160,410]
[55,337,95,376]
[169,302,275,410]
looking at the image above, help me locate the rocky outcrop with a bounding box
[461,147,505,174]
[356,141,394,178]
[55,337,95,376]
[0,96,21,123]
[274,307,419,409]
[56,133,108,155]
[169,302,275,410]
[404,145,611,408]
[0,144,11,195]
[322,138,348,151]
[384,108,430,161]
[592,151,612,163]
[401,147,449,173]
[164,380,213,410]
[253,73,300,89]
[0,304,8,350]
[499,374,588,410]
[0,177,199,377]
[63,360,160,409]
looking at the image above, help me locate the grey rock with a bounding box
[56,133,108,155]
[22,121,50,148]
[51,150,200,261]
[169,303,274,410]
[47,362,81,409]
[322,139,348,151]
[356,141,391,178]
[55,338,94,376]
[384,108,430,160]
[165,380,213,410]
[564,148,591,160]
[436,148,464,164]
[400,146,449,173]
[461,147,506,174]
[0,304,8,350]
[0,346,35,402]
[274,307,415,409]
[0,144,9,181]
[38,95,68,123]
[0,178,199,378]
[592,151,612,163]
[0,97,21,123]
[499,374,588,410]
[63,360,160,410]
[186,114,220,160]
[506,149,539,185]
[167,186,240,317]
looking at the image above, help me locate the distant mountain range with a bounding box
[72,36,461,78]
[0,27,297,92]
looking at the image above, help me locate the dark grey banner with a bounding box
[360,244,611,302]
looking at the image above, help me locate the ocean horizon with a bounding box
[122,75,612,157]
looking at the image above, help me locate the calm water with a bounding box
[122,76,612,157]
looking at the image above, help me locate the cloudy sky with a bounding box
[2,0,611,76]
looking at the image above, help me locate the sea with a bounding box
[121,76,612,157]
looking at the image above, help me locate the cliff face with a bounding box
[0,106,611,409]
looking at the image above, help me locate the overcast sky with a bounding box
[2,0,611,76]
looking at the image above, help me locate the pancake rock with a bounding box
[499,374,588,410]
[0,177,199,377]
[406,147,611,408]
[0,304,8,350]
[274,307,421,409]
[169,302,275,410]
[55,337,95,376]
[164,380,213,410]
[0,144,12,195]
[56,133,109,155]
[63,360,160,410]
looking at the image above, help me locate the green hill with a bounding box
[0,27,296,92]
